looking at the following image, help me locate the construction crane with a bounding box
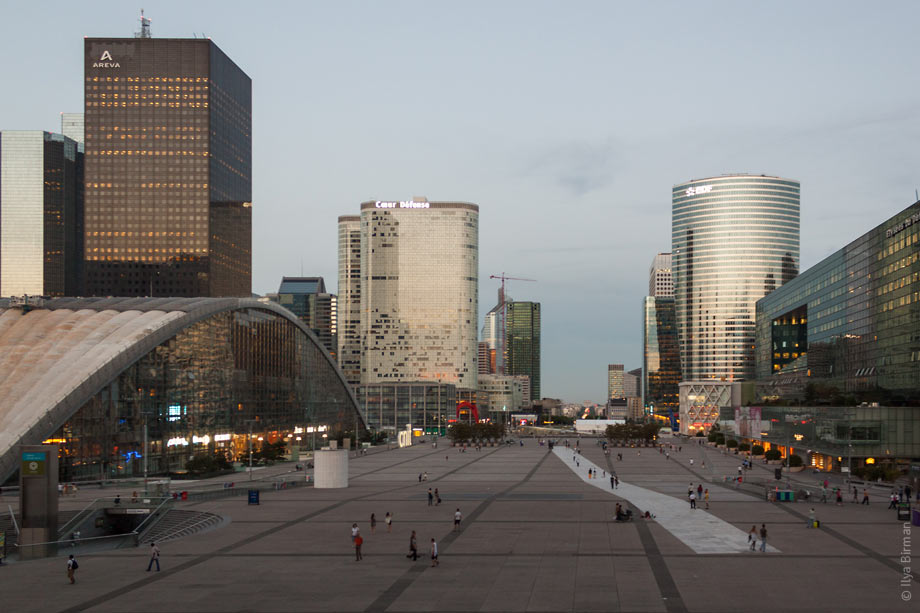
[489,273,536,374]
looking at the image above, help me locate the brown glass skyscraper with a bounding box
[83,38,251,297]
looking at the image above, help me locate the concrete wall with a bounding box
[314,449,348,488]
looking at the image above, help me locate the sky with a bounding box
[2,1,918,402]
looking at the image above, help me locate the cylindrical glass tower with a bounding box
[672,175,800,381]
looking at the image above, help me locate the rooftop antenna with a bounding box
[135,9,152,38]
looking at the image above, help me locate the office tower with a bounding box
[61,113,84,146]
[337,215,362,387]
[504,300,540,401]
[275,277,337,358]
[481,291,502,374]
[478,374,524,416]
[0,131,83,297]
[643,296,681,415]
[357,198,478,388]
[649,252,673,297]
[478,342,492,375]
[624,369,640,398]
[83,37,252,297]
[607,364,624,400]
[673,175,799,381]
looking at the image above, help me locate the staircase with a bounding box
[137,509,225,545]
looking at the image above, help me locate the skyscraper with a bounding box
[344,198,478,388]
[607,364,624,400]
[672,175,799,381]
[649,252,673,297]
[643,296,680,415]
[480,292,503,374]
[0,131,83,297]
[505,300,541,401]
[337,215,362,388]
[60,113,84,146]
[275,277,337,358]
[82,37,251,297]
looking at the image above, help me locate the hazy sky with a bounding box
[2,1,918,402]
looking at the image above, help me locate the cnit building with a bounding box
[83,37,251,297]
[338,199,479,433]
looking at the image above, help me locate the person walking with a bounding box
[704,489,710,509]
[67,554,78,583]
[428,488,433,506]
[820,487,828,503]
[852,487,858,503]
[690,458,694,466]
[435,488,441,505]
[614,476,619,489]
[689,491,696,509]
[385,512,393,533]
[354,533,364,561]
[146,542,161,571]
[697,484,703,497]
[835,489,843,505]
[807,508,816,528]
[610,475,615,489]
[370,513,377,534]
[351,523,359,542]
[862,490,870,505]
[748,525,757,551]
[430,538,439,567]
[454,508,462,532]
[407,531,418,560]
[759,524,768,552]
[888,492,899,509]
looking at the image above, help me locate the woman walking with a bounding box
[370,513,377,535]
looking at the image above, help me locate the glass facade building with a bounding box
[356,382,456,434]
[0,298,363,483]
[0,131,84,297]
[337,216,362,387]
[275,277,337,358]
[83,38,251,298]
[756,199,920,405]
[505,300,540,401]
[355,199,479,388]
[673,175,800,381]
[643,297,680,415]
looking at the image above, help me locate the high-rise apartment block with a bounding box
[673,175,799,381]
[275,277,337,358]
[504,300,541,401]
[607,364,624,400]
[336,199,479,390]
[83,38,252,297]
[649,252,673,297]
[1,131,84,297]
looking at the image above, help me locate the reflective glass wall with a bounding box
[672,175,800,381]
[53,307,362,481]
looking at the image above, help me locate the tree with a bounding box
[764,449,781,461]
[726,439,738,449]
[448,423,472,443]
[788,454,804,467]
[738,442,751,452]
[751,444,765,456]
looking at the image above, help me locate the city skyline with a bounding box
[1,2,918,400]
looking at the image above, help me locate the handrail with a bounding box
[7,504,19,535]
[133,497,176,543]
[57,498,105,538]
[14,531,134,550]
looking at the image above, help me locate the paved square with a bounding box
[0,439,915,612]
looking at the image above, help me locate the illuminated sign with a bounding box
[166,437,188,447]
[374,201,430,209]
[685,185,713,196]
[886,211,920,238]
[397,424,413,448]
[192,435,211,445]
[214,433,231,442]
[167,404,185,422]
[92,50,121,68]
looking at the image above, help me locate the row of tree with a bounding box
[448,422,505,443]
[604,422,660,443]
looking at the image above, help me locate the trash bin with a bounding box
[180,491,188,501]
[912,509,920,527]
[897,503,910,521]
[248,489,260,505]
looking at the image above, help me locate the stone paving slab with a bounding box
[0,437,916,612]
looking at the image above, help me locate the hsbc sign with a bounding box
[93,50,121,68]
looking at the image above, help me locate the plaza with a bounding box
[0,437,915,612]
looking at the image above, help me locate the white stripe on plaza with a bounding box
[552,447,779,554]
